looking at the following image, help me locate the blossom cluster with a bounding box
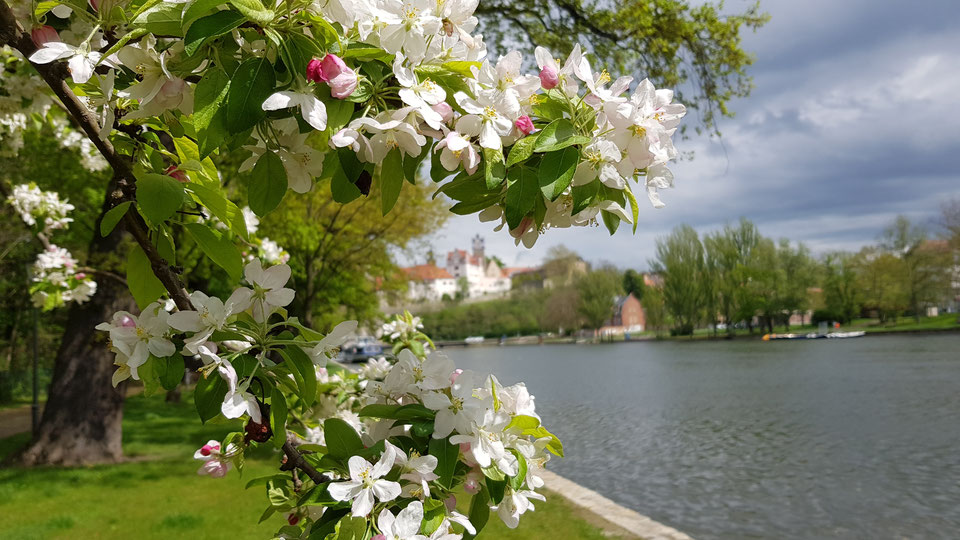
[30,244,98,309]
[5,183,98,310]
[6,183,74,232]
[99,260,560,538]
[14,0,685,252]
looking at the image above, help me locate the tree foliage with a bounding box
[476,0,770,134]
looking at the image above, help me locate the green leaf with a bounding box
[430,145,452,183]
[380,148,404,216]
[508,449,527,491]
[226,57,276,134]
[403,144,429,184]
[622,187,640,233]
[572,179,600,215]
[333,516,367,540]
[195,372,229,423]
[428,437,460,489]
[183,0,225,25]
[323,418,363,459]
[448,194,500,215]
[132,2,185,36]
[126,244,166,309]
[183,222,242,282]
[184,10,245,56]
[601,208,620,235]
[247,150,287,216]
[506,415,541,431]
[282,346,316,408]
[358,404,435,421]
[465,488,490,540]
[506,134,538,167]
[137,173,185,226]
[271,386,288,449]
[138,357,162,397]
[504,168,538,230]
[187,182,247,238]
[486,476,507,504]
[483,147,506,190]
[227,0,274,24]
[442,61,481,78]
[193,69,230,158]
[538,146,579,201]
[100,201,131,237]
[533,119,590,153]
[325,153,362,204]
[158,353,185,391]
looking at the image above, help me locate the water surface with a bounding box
[444,334,960,539]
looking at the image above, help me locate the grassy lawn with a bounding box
[0,393,622,540]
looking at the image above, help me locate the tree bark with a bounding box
[12,173,135,466]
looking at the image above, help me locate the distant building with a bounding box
[402,264,457,302]
[403,235,511,301]
[600,293,646,335]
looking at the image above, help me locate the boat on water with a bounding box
[464,336,485,345]
[763,331,865,341]
[337,336,384,363]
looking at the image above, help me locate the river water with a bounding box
[443,334,960,539]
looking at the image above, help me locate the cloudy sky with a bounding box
[409,0,960,269]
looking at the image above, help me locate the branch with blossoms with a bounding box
[4,182,100,310]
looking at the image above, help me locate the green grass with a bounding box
[0,393,621,540]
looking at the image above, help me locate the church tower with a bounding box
[471,234,485,262]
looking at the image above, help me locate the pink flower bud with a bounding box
[165,165,188,183]
[89,0,100,11]
[444,495,458,511]
[464,470,482,494]
[120,315,136,328]
[514,115,535,135]
[539,66,559,90]
[306,58,324,83]
[432,102,454,124]
[320,53,347,81]
[450,369,463,385]
[287,514,300,526]
[31,26,59,47]
[328,68,358,99]
[372,536,387,540]
[200,444,213,456]
[459,442,471,453]
[75,272,86,279]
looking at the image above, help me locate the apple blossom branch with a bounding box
[0,0,327,484]
[0,0,192,311]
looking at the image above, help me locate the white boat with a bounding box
[464,336,485,345]
[826,331,866,338]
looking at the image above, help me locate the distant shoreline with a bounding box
[433,324,960,347]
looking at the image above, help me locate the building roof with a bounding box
[503,267,538,278]
[403,264,453,281]
[447,249,483,266]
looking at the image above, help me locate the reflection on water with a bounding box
[444,334,960,539]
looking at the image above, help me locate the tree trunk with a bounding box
[12,174,134,466]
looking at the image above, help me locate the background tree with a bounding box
[879,216,951,320]
[704,218,759,335]
[475,0,769,135]
[821,251,861,323]
[540,286,582,335]
[651,224,705,335]
[541,244,587,287]
[622,269,646,300]
[642,285,668,337]
[575,266,624,332]
[259,179,448,330]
